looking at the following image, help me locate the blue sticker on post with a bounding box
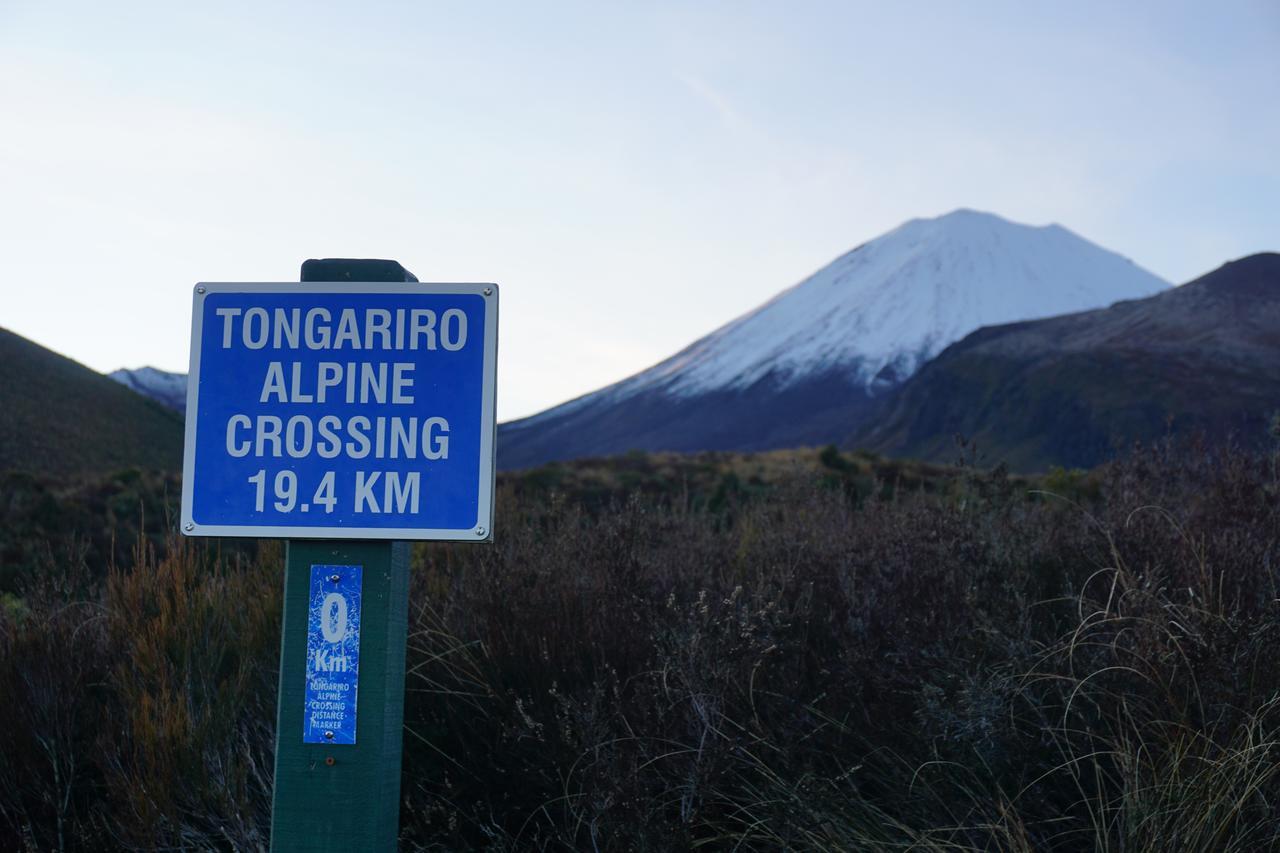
[304,564,362,744]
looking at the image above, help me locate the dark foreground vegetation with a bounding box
[1,438,1278,850]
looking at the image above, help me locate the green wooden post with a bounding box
[270,258,417,852]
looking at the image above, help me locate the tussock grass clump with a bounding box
[0,538,280,851]
[0,437,1276,850]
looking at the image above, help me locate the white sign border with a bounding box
[180,281,498,542]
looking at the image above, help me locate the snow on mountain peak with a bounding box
[109,366,188,413]
[530,209,1169,421]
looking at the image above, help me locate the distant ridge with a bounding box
[851,253,1280,471]
[500,210,1169,468]
[0,328,184,476]
[109,366,188,414]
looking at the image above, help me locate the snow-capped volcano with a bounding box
[499,210,1169,468]
[583,209,1166,403]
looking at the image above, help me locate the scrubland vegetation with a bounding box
[1,438,1278,850]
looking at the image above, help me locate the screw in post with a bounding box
[475,526,487,537]
[329,574,340,582]
[184,522,194,532]
[483,286,493,296]
[324,731,335,740]
[195,285,206,294]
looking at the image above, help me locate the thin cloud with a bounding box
[675,72,749,133]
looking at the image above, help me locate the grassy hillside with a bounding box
[506,445,984,508]
[0,327,184,477]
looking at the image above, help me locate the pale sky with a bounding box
[2,1,1277,420]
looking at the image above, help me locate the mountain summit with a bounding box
[500,210,1169,468]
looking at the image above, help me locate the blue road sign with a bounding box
[304,564,362,744]
[180,282,498,540]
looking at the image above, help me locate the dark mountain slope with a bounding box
[0,327,184,476]
[499,367,876,468]
[852,253,1280,471]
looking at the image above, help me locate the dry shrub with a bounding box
[0,537,281,851]
[0,437,1276,850]
[0,541,108,852]
[97,537,281,850]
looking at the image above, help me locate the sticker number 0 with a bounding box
[320,592,348,643]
